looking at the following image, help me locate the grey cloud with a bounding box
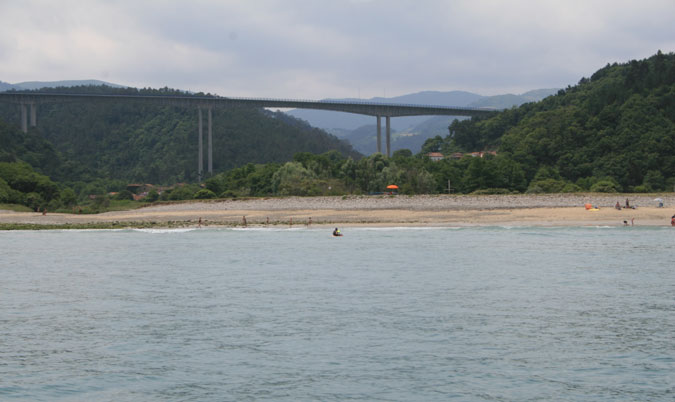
[0,0,673,98]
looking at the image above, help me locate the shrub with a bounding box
[590,179,621,193]
[145,189,159,202]
[194,189,217,199]
[114,189,134,201]
[0,178,12,203]
[642,170,665,191]
[47,198,63,211]
[168,186,194,201]
[271,162,317,196]
[59,188,78,207]
[24,192,44,211]
[91,195,110,211]
[471,188,515,195]
[561,183,583,193]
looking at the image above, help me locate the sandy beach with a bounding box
[2,194,675,228]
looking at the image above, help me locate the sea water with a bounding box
[1,226,674,401]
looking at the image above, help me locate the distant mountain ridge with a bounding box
[288,89,559,154]
[0,79,126,91]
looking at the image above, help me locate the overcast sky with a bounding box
[1,0,673,99]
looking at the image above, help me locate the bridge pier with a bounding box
[197,106,214,182]
[208,107,213,175]
[30,103,37,127]
[198,108,203,181]
[20,103,27,133]
[19,102,37,133]
[386,116,391,157]
[376,116,382,154]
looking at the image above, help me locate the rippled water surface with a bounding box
[1,226,674,401]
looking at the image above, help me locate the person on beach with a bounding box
[623,220,628,226]
[615,202,621,210]
[671,215,675,226]
[333,228,341,236]
[625,199,630,208]
[242,216,247,227]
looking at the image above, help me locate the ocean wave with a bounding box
[132,228,198,234]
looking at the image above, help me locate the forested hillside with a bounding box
[428,51,675,192]
[0,86,360,184]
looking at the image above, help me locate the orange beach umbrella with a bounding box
[386,184,399,189]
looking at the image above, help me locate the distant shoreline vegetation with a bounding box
[1,51,673,213]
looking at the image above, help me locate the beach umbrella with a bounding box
[386,184,399,189]
[653,198,663,202]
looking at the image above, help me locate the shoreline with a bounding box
[1,194,674,229]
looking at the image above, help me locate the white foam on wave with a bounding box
[231,226,306,232]
[350,226,460,231]
[133,228,197,234]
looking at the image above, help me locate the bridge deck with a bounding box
[0,92,496,117]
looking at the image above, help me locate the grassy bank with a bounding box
[0,221,200,230]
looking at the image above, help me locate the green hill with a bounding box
[0,86,360,184]
[433,51,675,192]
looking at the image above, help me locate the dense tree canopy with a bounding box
[428,51,675,192]
[0,85,360,184]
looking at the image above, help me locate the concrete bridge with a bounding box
[0,92,496,179]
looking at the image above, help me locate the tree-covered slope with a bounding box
[438,51,675,192]
[0,86,360,184]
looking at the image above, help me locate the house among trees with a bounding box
[426,152,444,161]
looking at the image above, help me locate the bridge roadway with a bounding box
[0,92,497,179]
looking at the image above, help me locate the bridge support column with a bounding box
[198,108,203,182]
[376,116,381,154]
[30,103,37,127]
[386,116,391,157]
[208,107,213,175]
[20,103,28,133]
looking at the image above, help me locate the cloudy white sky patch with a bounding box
[1,0,673,98]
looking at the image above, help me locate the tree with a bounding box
[114,189,134,200]
[194,189,217,199]
[59,188,78,207]
[642,170,665,191]
[271,161,317,196]
[420,136,444,154]
[392,149,413,159]
[146,189,160,202]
